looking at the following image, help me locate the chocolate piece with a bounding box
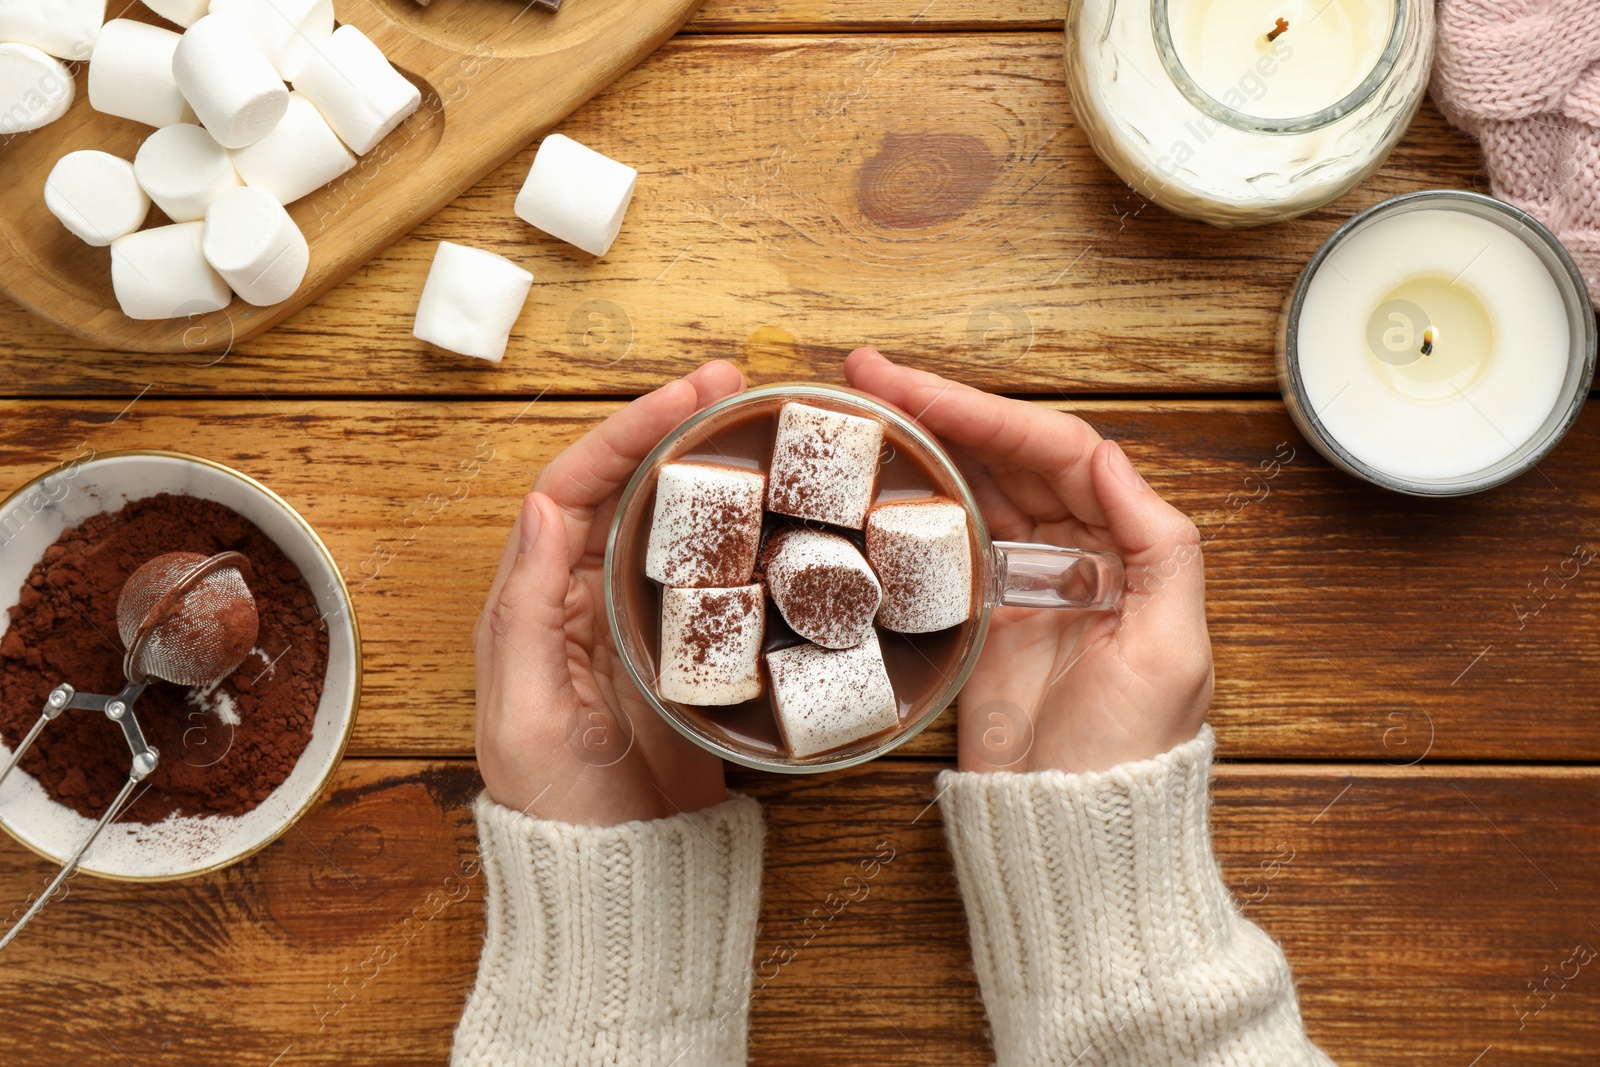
[766,402,883,530]
[760,528,880,649]
[866,498,975,633]
[645,462,766,588]
[766,632,898,758]
[658,585,765,706]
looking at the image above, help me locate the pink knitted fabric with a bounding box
[1432,0,1600,299]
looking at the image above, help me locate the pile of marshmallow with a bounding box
[11,0,422,317]
[645,401,977,759]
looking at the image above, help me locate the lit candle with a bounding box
[1065,0,1434,226]
[1279,191,1597,495]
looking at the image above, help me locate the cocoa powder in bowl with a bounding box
[0,493,328,822]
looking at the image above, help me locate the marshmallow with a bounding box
[201,186,307,305]
[0,0,105,61]
[766,402,884,529]
[88,19,195,128]
[133,123,241,222]
[0,42,71,134]
[44,150,149,246]
[292,25,420,155]
[767,632,899,758]
[206,0,332,80]
[411,241,533,363]
[231,91,353,204]
[172,12,288,149]
[111,221,232,320]
[143,0,210,27]
[658,585,765,707]
[646,463,766,588]
[513,134,637,258]
[866,498,975,633]
[761,528,881,649]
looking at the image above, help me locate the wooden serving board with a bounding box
[0,0,702,354]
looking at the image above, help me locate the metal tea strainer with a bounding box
[0,551,257,950]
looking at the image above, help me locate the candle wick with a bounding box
[1267,17,1290,41]
[1421,328,1436,357]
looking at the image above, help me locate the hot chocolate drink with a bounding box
[616,396,983,760]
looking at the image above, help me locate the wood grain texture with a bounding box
[0,0,703,353]
[2,398,1597,762]
[0,35,1487,395]
[687,0,1061,31]
[0,758,1595,1065]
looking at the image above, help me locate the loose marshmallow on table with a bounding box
[0,42,72,134]
[658,585,765,707]
[206,0,332,80]
[172,12,288,149]
[514,134,638,258]
[231,92,353,204]
[412,241,533,363]
[293,25,420,155]
[761,528,881,650]
[111,221,232,320]
[202,186,307,305]
[766,402,884,530]
[133,123,241,222]
[88,20,195,128]
[44,151,149,246]
[767,632,899,759]
[866,498,975,633]
[0,0,105,60]
[646,462,766,588]
[142,0,210,27]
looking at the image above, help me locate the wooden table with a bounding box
[3,4,1598,1065]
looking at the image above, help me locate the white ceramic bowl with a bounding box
[0,451,360,881]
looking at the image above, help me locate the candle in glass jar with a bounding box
[1279,192,1596,495]
[1065,0,1433,226]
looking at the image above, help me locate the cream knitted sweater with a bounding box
[451,728,1331,1066]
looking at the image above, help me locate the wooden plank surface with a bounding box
[687,0,1061,31]
[3,398,1597,763]
[1,758,1594,1065]
[0,35,1486,398]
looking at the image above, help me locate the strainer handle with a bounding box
[0,684,81,796]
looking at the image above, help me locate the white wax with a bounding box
[1296,209,1572,483]
[1168,0,1394,121]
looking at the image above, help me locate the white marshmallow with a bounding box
[658,585,765,707]
[292,25,419,155]
[767,632,899,758]
[412,241,533,363]
[766,402,884,529]
[761,528,881,650]
[44,150,150,246]
[646,463,766,588]
[206,0,331,80]
[0,42,71,133]
[866,498,975,633]
[0,0,105,61]
[142,0,210,28]
[201,186,306,305]
[110,221,232,320]
[230,91,352,204]
[133,123,241,222]
[88,19,195,128]
[172,12,288,149]
[513,133,637,258]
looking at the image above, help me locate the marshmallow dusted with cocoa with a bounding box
[646,463,766,588]
[866,498,975,633]
[659,585,765,707]
[767,632,898,758]
[766,402,883,529]
[761,528,880,649]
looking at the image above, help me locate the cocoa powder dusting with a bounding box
[0,493,328,822]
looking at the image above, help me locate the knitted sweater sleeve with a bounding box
[938,726,1335,1066]
[450,792,765,1067]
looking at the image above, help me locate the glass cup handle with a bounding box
[991,542,1124,612]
